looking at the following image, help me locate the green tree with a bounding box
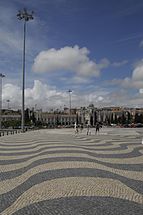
[114,114,118,124]
[30,112,36,125]
[25,108,30,124]
[111,113,114,123]
[121,113,126,124]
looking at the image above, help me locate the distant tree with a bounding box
[126,111,131,124]
[118,116,122,124]
[121,113,126,124]
[111,113,114,123]
[25,108,30,124]
[2,120,21,129]
[35,120,42,128]
[94,111,97,125]
[107,116,111,125]
[140,114,143,123]
[114,114,118,124]
[30,112,36,125]
[55,115,59,126]
[90,115,93,126]
[76,113,79,125]
[135,113,143,123]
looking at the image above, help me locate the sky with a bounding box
[0,0,143,110]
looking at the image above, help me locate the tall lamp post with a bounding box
[68,89,72,115]
[17,9,34,132]
[0,73,5,129]
[68,89,72,126]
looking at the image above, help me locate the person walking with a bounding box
[87,124,91,135]
[74,122,78,134]
[95,122,100,134]
[80,123,83,133]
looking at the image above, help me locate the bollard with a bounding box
[3,132,4,136]
[7,131,8,135]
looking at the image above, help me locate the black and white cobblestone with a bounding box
[0,128,143,214]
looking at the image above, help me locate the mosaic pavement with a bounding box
[0,127,143,215]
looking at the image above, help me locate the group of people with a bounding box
[87,122,101,135]
[74,122,102,135]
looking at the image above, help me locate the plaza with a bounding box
[0,127,143,214]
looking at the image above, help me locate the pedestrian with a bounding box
[74,122,78,134]
[76,124,79,134]
[95,122,100,134]
[80,123,83,133]
[87,124,91,135]
[74,122,77,134]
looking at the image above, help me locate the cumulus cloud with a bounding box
[107,59,143,92]
[3,79,143,109]
[2,80,113,110]
[2,80,67,110]
[3,83,21,107]
[32,45,100,77]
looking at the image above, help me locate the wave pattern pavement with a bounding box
[0,128,143,215]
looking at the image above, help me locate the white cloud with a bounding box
[97,96,104,101]
[139,40,143,48]
[98,58,110,69]
[25,80,68,108]
[70,76,91,84]
[0,6,35,57]
[97,58,128,70]
[2,83,22,109]
[112,60,128,67]
[139,89,143,94]
[0,30,22,52]
[2,80,69,110]
[132,59,143,81]
[32,45,100,77]
[2,80,113,110]
[3,79,143,109]
[107,59,143,92]
[110,77,143,91]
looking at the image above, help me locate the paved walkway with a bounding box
[0,127,143,215]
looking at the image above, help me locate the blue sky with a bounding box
[0,0,143,110]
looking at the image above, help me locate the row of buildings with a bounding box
[1,105,143,128]
[36,105,143,127]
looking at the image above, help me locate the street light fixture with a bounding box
[17,8,34,132]
[0,73,5,130]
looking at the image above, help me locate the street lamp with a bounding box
[68,89,72,127]
[17,8,34,132]
[68,89,72,115]
[0,73,5,129]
